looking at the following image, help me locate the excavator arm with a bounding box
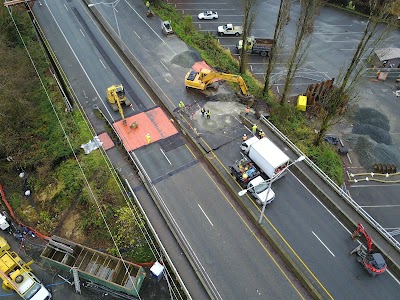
[202,71,249,95]
[115,96,126,125]
[351,223,373,253]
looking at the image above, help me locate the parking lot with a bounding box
[174,0,400,241]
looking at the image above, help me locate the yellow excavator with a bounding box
[106,84,131,125]
[185,68,249,95]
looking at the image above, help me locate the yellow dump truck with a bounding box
[0,236,51,300]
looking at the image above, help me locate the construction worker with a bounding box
[178,101,185,111]
[201,107,206,117]
[146,133,151,144]
[146,1,150,10]
[259,130,265,139]
[206,110,211,119]
[245,106,250,116]
[252,124,257,135]
[242,133,247,141]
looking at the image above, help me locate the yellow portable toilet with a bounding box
[297,95,307,111]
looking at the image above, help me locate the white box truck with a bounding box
[241,136,290,179]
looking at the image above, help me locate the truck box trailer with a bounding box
[241,136,290,179]
[41,236,145,297]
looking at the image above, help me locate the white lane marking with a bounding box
[64,3,68,11]
[160,148,172,165]
[99,59,106,69]
[124,0,176,55]
[361,205,400,208]
[351,184,400,188]
[314,24,353,27]
[312,231,335,257]
[325,40,360,43]
[198,204,214,226]
[133,30,141,39]
[44,0,114,122]
[183,8,237,10]
[314,32,363,35]
[160,61,169,71]
[175,2,227,4]
[79,29,85,37]
[290,171,400,285]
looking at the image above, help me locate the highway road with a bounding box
[32,0,309,299]
[32,0,400,299]
[182,0,400,262]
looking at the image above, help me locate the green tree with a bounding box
[280,0,320,104]
[263,0,291,96]
[239,0,258,74]
[314,0,397,145]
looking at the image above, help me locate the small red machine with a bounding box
[350,223,387,276]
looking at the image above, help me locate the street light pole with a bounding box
[257,155,305,224]
[88,0,124,51]
[238,155,305,224]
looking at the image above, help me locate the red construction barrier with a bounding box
[0,184,49,240]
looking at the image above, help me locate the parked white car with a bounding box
[198,11,218,20]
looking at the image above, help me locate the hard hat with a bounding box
[243,133,247,136]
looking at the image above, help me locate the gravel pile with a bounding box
[352,124,392,145]
[171,50,202,68]
[345,107,399,170]
[354,107,390,131]
[345,134,400,170]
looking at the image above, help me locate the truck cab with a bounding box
[217,24,243,36]
[247,176,275,205]
[0,237,51,300]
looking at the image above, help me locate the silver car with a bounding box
[198,11,218,20]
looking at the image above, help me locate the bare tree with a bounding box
[280,0,320,104]
[314,0,397,146]
[263,0,291,96]
[239,0,258,74]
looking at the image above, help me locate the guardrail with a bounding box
[259,116,400,252]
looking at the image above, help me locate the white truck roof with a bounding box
[251,138,289,168]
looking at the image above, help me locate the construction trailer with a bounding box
[41,236,145,297]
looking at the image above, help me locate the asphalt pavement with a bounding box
[180,0,400,242]
[30,0,400,299]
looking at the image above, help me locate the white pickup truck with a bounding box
[218,24,243,36]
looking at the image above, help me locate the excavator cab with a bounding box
[106,84,131,125]
[115,85,125,100]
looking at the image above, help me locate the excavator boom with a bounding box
[185,68,249,95]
